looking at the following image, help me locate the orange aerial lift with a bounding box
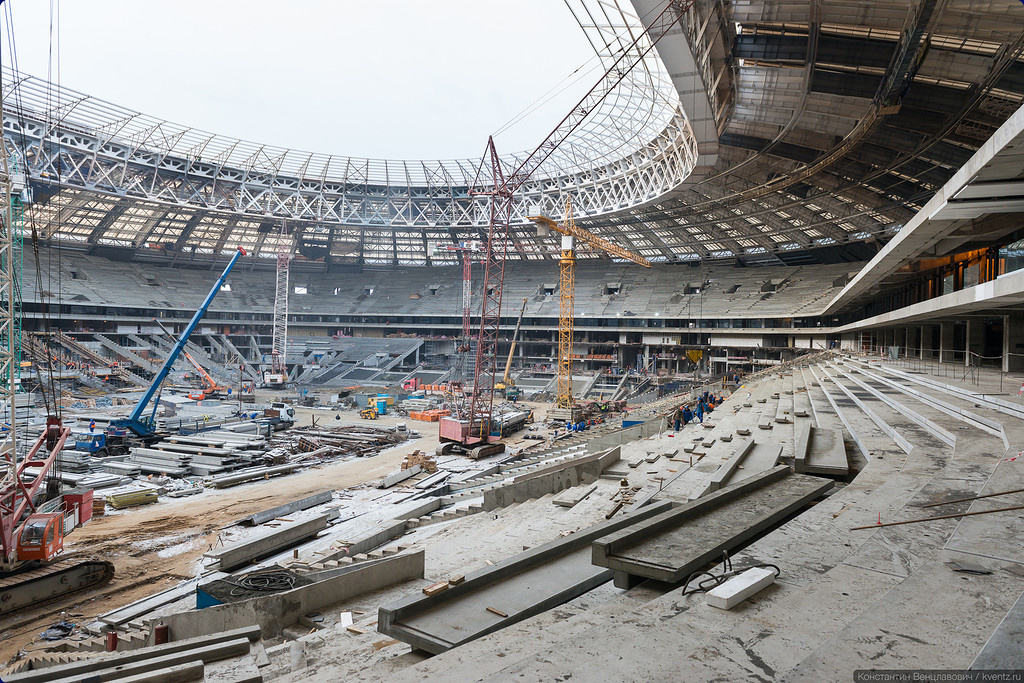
[153,318,231,400]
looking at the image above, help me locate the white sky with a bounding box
[5,0,599,160]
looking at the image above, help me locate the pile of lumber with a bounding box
[402,450,437,473]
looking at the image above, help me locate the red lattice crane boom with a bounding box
[461,0,695,442]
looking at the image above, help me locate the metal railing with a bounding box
[845,343,1024,392]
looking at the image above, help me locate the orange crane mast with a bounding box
[530,197,651,412]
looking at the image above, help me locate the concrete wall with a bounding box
[316,499,442,563]
[151,550,425,642]
[483,447,620,511]
[586,418,665,454]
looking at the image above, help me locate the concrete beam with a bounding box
[592,466,833,587]
[204,514,330,571]
[708,439,782,492]
[815,365,913,454]
[157,550,424,641]
[379,465,421,488]
[846,359,1008,449]
[378,501,673,654]
[827,362,957,447]
[236,490,334,526]
[7,632,256,683]
[109,661,205,683]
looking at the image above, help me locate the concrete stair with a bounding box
[348,354,1022,682]
[54,331,110,367]
[219,334,260,381]
[404,503,483,530]
[45,624,150,659]
[93,334,159,374]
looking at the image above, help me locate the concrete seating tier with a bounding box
[22,248,860,322]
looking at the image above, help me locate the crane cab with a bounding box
[17,512,65,562]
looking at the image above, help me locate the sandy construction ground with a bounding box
[0,397,553,672]
[0,407,438,671]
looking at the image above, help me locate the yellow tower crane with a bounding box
[530,198,651,411]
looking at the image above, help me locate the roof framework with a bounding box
[4,0,1024,267]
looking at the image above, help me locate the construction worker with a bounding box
[682,406,693,425]
[673,406,683,431]
[89,419,96,433]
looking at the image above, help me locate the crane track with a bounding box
[0,556,115,616]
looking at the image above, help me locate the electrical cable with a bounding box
[680,551,781,597]
[226,570,297,596]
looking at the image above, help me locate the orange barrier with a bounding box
[409,408,452,422]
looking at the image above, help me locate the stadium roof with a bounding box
[7,0,1024,267]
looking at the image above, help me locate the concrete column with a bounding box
[939,322,955,363]
[1004,313,1024,372]
[966,319,984,366]
[921,327,937,362]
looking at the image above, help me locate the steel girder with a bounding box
[5,105,697,258]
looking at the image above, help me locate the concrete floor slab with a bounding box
[973,587,1024,669]
[784,550,1024,678]
[944,457,1024,565]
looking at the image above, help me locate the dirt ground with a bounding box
[0,408,438,671]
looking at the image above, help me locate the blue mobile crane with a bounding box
[105,247,246,439]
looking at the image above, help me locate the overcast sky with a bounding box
[5,0,599,160]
